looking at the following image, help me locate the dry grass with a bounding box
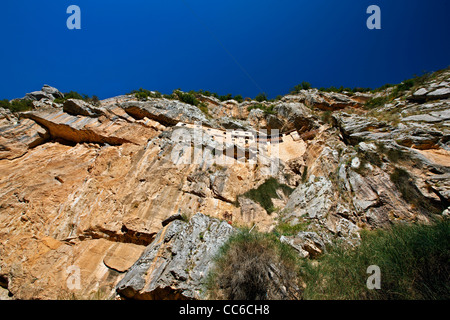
[206,230,301,300]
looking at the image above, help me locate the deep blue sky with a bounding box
[0,0,449,100]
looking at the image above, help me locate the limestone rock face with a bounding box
[407,72,450,102]
[120,100,213,127]
[21,107,157,146]
[0,110,48,160]
[116,213,234,300]
[283,89,368,111]
[1,72,449,300]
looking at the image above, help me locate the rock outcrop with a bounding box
[116,213,234,300]
[1,68,449,300]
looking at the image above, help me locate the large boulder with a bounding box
[23,85,63,102]
[0,109,49,160]
[20,108,157,146]
[25,91,55,102]
[41,85,64,99]
[116,213,234,300]
[280,231,326,258]
[63,99,105,117]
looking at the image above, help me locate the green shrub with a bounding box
[54,91,101,105]
[0,99,9,109]
[291,82,312,94]
[197,102,209,115]
[174,90,199,106]
[300,219,450,300]
[386,148,408,163]
[254,93,268,102]
[130,88,163,101]
[358,87,374,93]
[0,99,34,112]
[321,110,332,124]
[206,229,300,300]
[233,94,243,103]
[273,220,311,237]
[238,178,293,214]
[247,103,276,116]
[219,93,233,102]
[372,83,394,93]
[63,91,84,100]
[364,96,390,110]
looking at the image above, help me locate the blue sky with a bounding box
[0,0,449,100]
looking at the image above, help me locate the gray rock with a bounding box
[116,213,234,300]
[41,85,64,99]
[218,117,249,130]
[25,91,55,102]
[121,100,212,127]
[283,176,334,221]
[402,114,442,123]
[63,99,105,117]
[333,113,389,144]
[161,213,184,227]
[412,88,428,98]
[0,112,49,160]
[281,231,327,258]
[238,197,266,220]
[210,170,235,203]
[427,87,450,99]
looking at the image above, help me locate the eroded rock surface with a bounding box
[1,71,449,299]
[116,213,234,300]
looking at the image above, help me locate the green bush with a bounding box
[247,103,276,116]
[372,83,394,93]
[174,90,199,106]
[364,96,390,110]
[206,229,300,300]
[233,94,243,103]
[320,110,332,124]
[197,102,209,115]
[291,82,312,94]
[300,219,450,300]
[130,88,162,101]
[62,91,84,100]
[0,99,34,112]
[54,91,101,105]
[254,93,268,102]
[219,93,233,102]
[273,220,311,237]
[238,178,293,214]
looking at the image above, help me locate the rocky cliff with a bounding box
[0,68,449,300]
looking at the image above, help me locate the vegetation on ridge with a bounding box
[299,218,450,300]
[0,99,34,112]
[207,218,450,300]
